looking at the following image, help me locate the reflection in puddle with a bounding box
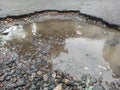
[2,25,26,41]
[0,19,120,82]
[103,34,120,78]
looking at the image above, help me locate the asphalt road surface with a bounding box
[0,0,120,25]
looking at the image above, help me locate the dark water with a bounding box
[1,19,120,82]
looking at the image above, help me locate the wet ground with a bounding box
[0,14,120,90]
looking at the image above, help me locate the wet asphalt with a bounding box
[0,0,120,26]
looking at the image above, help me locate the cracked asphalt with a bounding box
[0,0,120,25]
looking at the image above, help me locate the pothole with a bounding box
[0,12,120,90]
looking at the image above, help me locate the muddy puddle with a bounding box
[0,19,120,83]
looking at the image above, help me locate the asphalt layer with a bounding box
[0,0,120,26]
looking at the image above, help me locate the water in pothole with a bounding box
[0,19,120,82]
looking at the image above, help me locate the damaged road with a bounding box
[0,0,120,27]
[0,12,120,90]
[0,0,120,90]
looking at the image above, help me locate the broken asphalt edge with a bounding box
[0,10,119,30]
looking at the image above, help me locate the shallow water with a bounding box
[1,19,120,82]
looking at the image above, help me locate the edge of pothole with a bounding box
[0,10,120,30]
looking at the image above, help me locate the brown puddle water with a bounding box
[0,19,120,82]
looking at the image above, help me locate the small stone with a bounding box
[12,53,18,61]
[31,73,36,78]
[48,83,56,90]
[64,79,69,84]
[0,83,3,88]
[109,40,118,46]
[11,70,15,73]
[12,77,17,83]
[68,81,75,86]
[32,76,43,85]
[2,32,9,35]
[43,83,49,87]
[92,84,105,90]
[52,72,56,78]
[37,71,42,75]
[4,59,16,65]
[5,75,11,81]
[0,73,8,82]
[29,65,37,73]
[79,81,86,88]
[81,74,87,81]
[43,87,49,90]
[76,30,83,35]
[29,84,36,90]
[53,83,63,90]
[43,74,48,81]
[116,81,120,87]
[24,18,27,21]
[64,79,75,87]
[16,78,27,87]
[73,78,80,83]
[0,70,4,76]
[90,77,97,83]
[55,78,62,84]
[6,83,16,89]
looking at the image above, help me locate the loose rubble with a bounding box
[0,47,120,90]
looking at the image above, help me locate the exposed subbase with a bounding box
[0,12,120,90]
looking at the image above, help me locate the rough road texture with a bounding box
[0,0,120,26]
